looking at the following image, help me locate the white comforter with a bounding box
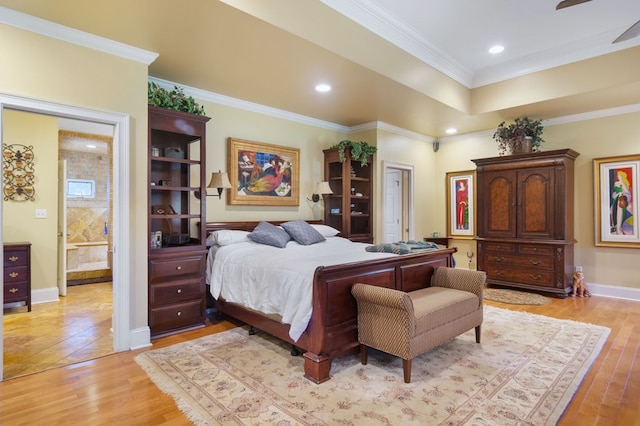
[207,237,394,341]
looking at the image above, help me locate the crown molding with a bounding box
[0,6,158,65]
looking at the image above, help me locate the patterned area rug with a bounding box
[135,306,609,425]
[484,288,551,305]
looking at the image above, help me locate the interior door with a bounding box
[57,160,67,297]
[384,168,402,243]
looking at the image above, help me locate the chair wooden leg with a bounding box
[475,325,481,343]
[360,344,368,365]
[402,358,412,383]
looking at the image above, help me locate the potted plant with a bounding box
[492,116,545,155]
[148,82,206,116]
[333,140,377,166]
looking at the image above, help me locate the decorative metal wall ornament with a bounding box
[3,143,36,201]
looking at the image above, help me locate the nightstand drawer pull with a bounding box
[9,272,18,278]
[176,288,182,294]
[176,266,182,270]
[9,287,18,294]
[9,256,18,262]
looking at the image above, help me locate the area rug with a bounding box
[484,288,551,305]
[135,306,609,425]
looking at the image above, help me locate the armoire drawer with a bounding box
[484,253,554,270]
[486,267,556,288]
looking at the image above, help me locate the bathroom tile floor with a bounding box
[3,281,113,379]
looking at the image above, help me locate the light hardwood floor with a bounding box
[1,294,638,425]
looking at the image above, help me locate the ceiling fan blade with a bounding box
[556,0,592,10]
[613,19,640,43]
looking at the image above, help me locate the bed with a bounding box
[205,220,456,383]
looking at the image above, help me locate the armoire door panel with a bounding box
[518,168,554,239]
[485,171,516,238]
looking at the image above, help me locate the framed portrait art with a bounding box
[593,154,640,247]
[446,170,475,238]
[227,137,300,206]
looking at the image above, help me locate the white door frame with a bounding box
[382,161,415,241]
[0,93,131,379]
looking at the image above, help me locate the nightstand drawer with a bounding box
[149,299,204,333]
[4,249,28,267]
[4,281,29,301]
[149,254,205,283]
[150,279,203,305]
[4,266,29,283]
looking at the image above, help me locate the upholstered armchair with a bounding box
[351,267,485,383]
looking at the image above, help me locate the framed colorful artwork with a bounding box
[227,137,300,206]
[594,154,639,247]
[446,170,475,238]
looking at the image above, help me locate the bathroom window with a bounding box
[67,179,95,198]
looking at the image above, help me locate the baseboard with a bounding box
[588,283,640,302]
[129,326,151,350]
[31,287,60,305]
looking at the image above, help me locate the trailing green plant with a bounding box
[492,116,545,155]
[333,140,377,166]
[147,82,206,116]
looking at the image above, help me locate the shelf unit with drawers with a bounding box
[3,242,31,312]
[148,106,210,337]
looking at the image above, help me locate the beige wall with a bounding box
[1,23,149,329]
[201,101,345,223]
[2,110,59,292]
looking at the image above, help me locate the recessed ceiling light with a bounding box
[445,128,457,135]
[86,144,97,149]
[315,83,331,92]
[488,45,504,54]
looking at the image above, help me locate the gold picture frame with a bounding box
[593,154,639,247]
[227,137,300,206]
[446,170,476,239]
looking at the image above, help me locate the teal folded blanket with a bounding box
[365,240,439,255]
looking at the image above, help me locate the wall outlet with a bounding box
[35,208,47,218]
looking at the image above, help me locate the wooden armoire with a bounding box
[472,149,580,297]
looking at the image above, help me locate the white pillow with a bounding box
[206,230,250,246]
[310,224,340,237]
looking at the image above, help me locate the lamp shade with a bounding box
[207,171,232,189]
[315,181,333,195]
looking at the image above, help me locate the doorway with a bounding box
[59,128,113,287]
[382,161,414,242]
[0,93,132,380]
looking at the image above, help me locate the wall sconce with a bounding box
[308,181,333,202]
[195,170,232,199]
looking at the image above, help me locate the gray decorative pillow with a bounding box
[282,220,326,245]
[248,221,291,248]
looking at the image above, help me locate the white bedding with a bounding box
[207,237,395,341]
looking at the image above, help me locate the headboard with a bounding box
[205,220,323,234]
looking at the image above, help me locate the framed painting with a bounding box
[594,154,640,247]
[446,170,475,238]
[227,137,300,206]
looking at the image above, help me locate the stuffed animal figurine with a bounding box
[572,268,591,297]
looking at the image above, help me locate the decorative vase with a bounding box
[511,136,533,154]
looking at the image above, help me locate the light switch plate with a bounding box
[35,208,47,218]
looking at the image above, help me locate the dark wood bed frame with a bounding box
[205,221,456,383]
